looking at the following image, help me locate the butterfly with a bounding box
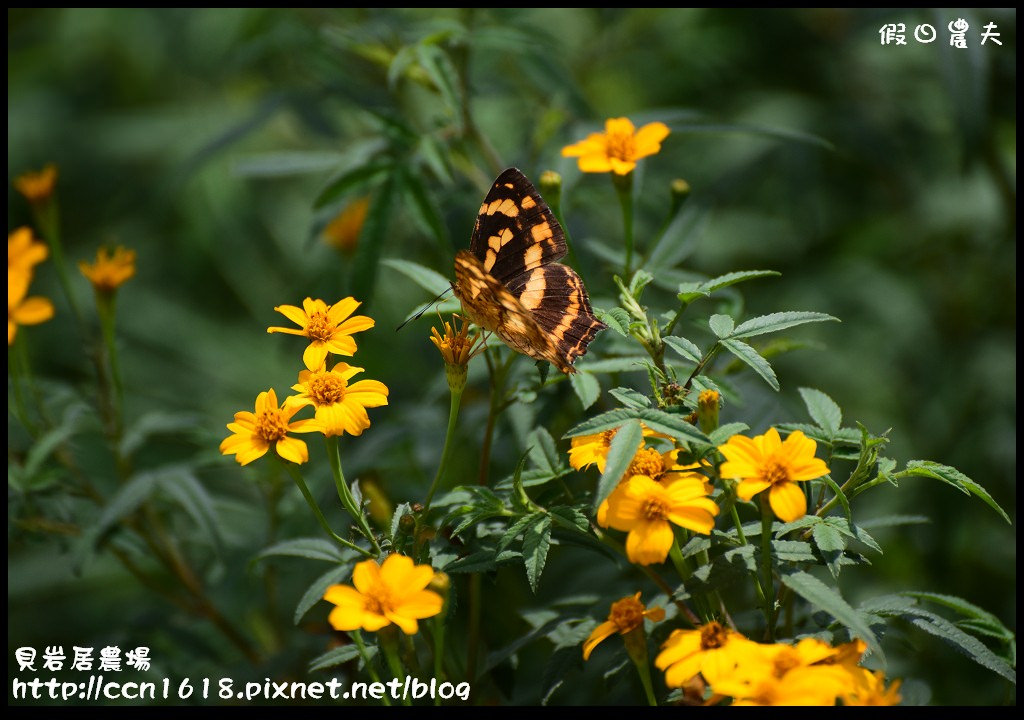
[451,167,606,374]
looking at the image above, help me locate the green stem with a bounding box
[34,200,83,327]
[352,631,391,707]
[9,341,39,437]
[326,436,381,555]
[613,172,635,277]
[758,494,776,640]
[96,291,124,437]
[731,504,769,612]
[283,461,373,557]
[623,630,658,706]
[424,386,463,510]
[380,635,412,706]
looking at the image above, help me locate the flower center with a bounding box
[255,408,288,443]
[699,622,728,650]
[771,647,800,678]
[641,496,668,522]
[609,596,645,633]
[305,310,333,343]
[763,460,790,486]
[606,130,636,161]
[628,447,664,478]
[363,584,393,616]
[309,373,347,406]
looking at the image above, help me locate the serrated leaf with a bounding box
[24,404,88,478]
[574,356,650,373]
[628,269,654,298]
[309,644,376,672]
[857,514,930,529]
[523,515,552,592]
[772,540,817,563]
[779,570,884,663]
[811,522,846,578]
[569,371,600,410]
[527,427,560,474]
[258,537,355,564]
[498,513,543,553]
[593,420,643,511]
[564,409,640,438]
[894,606,1016,683]
[709,314,735,338]
[700,269,781,294]
[74,469,161,568]
[663,335,702,363]
[708,422,750,445]
[389,501,413,542]
[798,387,842,436]
[564,407,709,446]
[158,472,224,556]
[608,387,651,409]
[295,564,351,625]
[901,591,1014,640]
[820,474,850,521]
[549,506,590,534]
[731,311,838,339]
[719,338,779,391]
[593,307,630,336]
[902,461,1010,523]
[443,549,521,574]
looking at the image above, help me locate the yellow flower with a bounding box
[718,428,829,522]
[323,196,370,254]
[596,446,712,524]
[78,246,136,294]
[219,388,318,466]
[323,554,444,635]
[267,297,375,371]
[841,668,902,706]
[561,117,670,175]
[655,622,762,688]
[716,664,853,706]
[582,592,665,660]
[288,363,388,437]
[599,474,718,565]
[8,274,54,345]
[8,227,49,282]
[569,424,662,473]
[430,314,485,368]
[14,163,58,204]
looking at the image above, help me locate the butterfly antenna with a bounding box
[396,286,453,331]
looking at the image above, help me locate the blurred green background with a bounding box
[8,8,1015,705]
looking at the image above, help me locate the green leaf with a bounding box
[522,515,552,593]
[857,515,930,529]
[779,570,884,663]
[549,506,591,534]
[564,408,639,437]
[294,564,351,625]
[233,150,348,177]
[574,356,650,373]
[628,269,654,298]
[902,461,1010,523]
[896,606,1016,683]
[350,170,400,303]
[443,549,522,574]
[731,311,838,339]
[593,420,643,511]
[663,335,702,363]
[708,422,750,445]
[798,387,842,436]
[811,522,846,578]
[389,502,413,543]
[403,173,448,251]
[313,160,391,209]
[564,407,709,445]
[73,469,161,568]
[24,404,88,479]
[709,314,735,338]
[700,270,781,295]
[309,644,376,672]
[258,537,355,564]
[772,540,817,563]
[593,307,631,336]
[158,472,224,556]
[119,411,200,457]
[527,427,560,474]
[569,371,600,410]
[820,474,850,522]
[415,43,463,119]
[541,645,581,705]
[498,513,543,553]
[901,592,1015,642]
[719,338,779,391]
[608,387,651,409]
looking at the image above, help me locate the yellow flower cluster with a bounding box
[79,246,136,294]
[655,623,901,706]
[8,227,54,345]
[220,296,389,466]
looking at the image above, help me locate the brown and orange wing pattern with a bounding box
[453,168,605,374]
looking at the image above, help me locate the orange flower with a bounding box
[8,274,54,345]
[582,592,664,660]
[323,197,369,254]
[561,117,670,175]
[267,297,374,371]
[8,227,49,281]
[78,246,136,294]
[219,389,319,466]
[14,163,58,204]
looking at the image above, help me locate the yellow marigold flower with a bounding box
[596,446,711,525]
[8,275,54,345]
[841,668,902,706]
[561,117,670,175]
[323,554,443,635]
[219,388,318,466]
[582,592,665,660]
[78,246,136,294]
[14,163,58,204]
[656,622,762,689]
[569,424,663,473]
[8,227,48,281]
[599,474,718,565]
[716,664,853,706]
[268,297,374,371]
[288,363,388,437]
[718,427,829,522]
[430,314,485,368]
[323,196,370,254]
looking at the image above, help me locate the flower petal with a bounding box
[625,519,673,565]
[633,121,670,157]
[351,558,381,594]
[275,436,309,465]
[272,304,308,328]
[768,481,807,522]
[582,621,619,661]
